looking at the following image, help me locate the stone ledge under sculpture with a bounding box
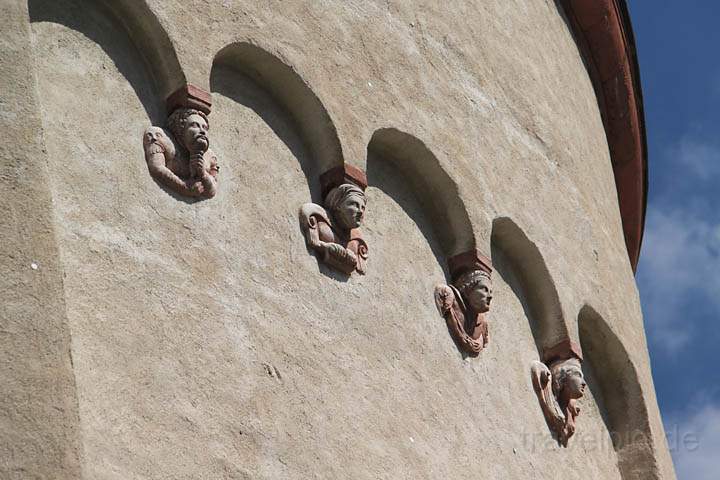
[434,250,493,356]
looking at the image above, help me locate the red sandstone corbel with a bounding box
[543,339,583,365]
[319,164,368,199]
[166,83,212,115]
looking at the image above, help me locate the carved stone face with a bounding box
[144,126,166,148]
[182,113,209,152]
[465,275,493,313]
[334,192,366,230]
[563,366,586,399]
[456,270,492,313]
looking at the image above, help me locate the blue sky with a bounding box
[629,1,720,478]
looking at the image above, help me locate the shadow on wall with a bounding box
[366,128,475,261]
[365,145,446,277]
[209,62,318,202]
[211,42,344,202]
[367,128,481,357]
[28,0,184,124]
[491,217,567,358]
[579,305,659,480]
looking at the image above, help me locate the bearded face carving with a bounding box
[142,85,218,199]
[299,166,369,275]
[434,251,493,356]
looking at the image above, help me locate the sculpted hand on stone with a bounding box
[531,356,586,447]
[434,251,493,356]
[300,182,368,275]
[143,107,218,199]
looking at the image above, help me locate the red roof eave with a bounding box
[561,0,647,273]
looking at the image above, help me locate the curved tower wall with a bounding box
[1,0,674,478]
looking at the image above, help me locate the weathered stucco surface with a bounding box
[1,0,674,478]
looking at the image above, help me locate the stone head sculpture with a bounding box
[167,107,210,154]
[531,341,585,446]
[434,250,493,356]
[324,183,367,231]
[143,126,175,158]
[299,165,369,275]
[551,357,586,402]
[454,268,493,314]
[142,85,218,199]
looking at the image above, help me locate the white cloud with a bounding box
[666,404,720,480]
[674,136,720,180]
[637,207,720,354]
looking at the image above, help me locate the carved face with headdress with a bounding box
[551,358,586,400]
[168,108,209,153]
[324,183,367,231]
[454,269,493,313]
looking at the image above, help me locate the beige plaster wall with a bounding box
[0,0,674,478]
[0,1,82,478]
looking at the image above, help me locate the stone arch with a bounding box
[211,42,344,200]
[491,217,567,356]
[29,0,185,122]
[578,305,659,480]
[98,0,185,99]
[366,128,475,259]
